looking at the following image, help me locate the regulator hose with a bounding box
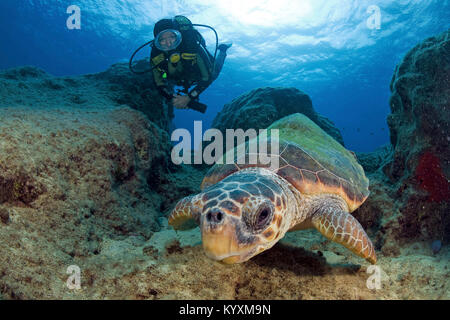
[192,24,219,62]
[129,40,154,74]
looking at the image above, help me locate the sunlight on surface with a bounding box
[216,0,313,27]
[2,0,448,152]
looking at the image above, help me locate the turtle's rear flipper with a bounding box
[169,195,203,230]
[311,207,377,264]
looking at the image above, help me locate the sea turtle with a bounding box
[169,113,376,264]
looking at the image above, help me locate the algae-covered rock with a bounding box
[0,105,170,298]
[212,87,345,146]
[0,62,171,132]
[356,144,393,174]
[383,29,450,241]
[353,30,450,246]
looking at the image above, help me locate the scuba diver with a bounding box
[129,16,232,117]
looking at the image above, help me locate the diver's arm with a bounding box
[157,85,174,100]
[188,53,212,99]
[188,83,208,99]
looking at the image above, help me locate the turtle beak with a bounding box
[202,222,236,259]
[201,215,246,264]
[221,255,242,264]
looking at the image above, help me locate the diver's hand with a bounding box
[172,95,191,109]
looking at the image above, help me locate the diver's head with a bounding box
[153,18,182,52]
[153,19,173,37]
[155,29,182,52]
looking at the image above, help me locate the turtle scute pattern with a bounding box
[275,140,368,212]
[202,114,369,212]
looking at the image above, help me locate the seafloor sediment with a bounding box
[0,30,448,300]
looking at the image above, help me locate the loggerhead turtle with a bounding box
[169,113,376,264]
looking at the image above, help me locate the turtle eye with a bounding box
[255,204,273,230]
[257,208,270,227]
[242,199,273,232]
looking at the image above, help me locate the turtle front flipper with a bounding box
[311,207,377,264]
[169,195,203,230]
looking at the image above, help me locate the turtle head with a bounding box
[169,169,290,264]
[198,170,289,264]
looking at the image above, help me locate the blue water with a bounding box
[0,0,449,152]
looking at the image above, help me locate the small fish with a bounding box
[431,240,442,254]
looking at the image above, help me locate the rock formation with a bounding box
[354,29,450,247]
[0,63,171,132]
[212,87,345,146]
[0,63,178,298]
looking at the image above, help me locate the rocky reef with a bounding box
[0,31,449,300]
[212,87,345,146]
[353,30,449,255]
[0,64,203,299]
[384,29,449,239]
[0,62,171,132]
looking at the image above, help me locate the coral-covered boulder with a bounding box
[386,30,449,185]
[0,104,170,234]
[0,88,172,298]
[356,145,393,174]
[0,62,171,132]
[385,29,449,238]
[355,30,450,245]
[87,62,171,131]
[212,87,345,146]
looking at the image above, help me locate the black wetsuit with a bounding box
[151,46,227,116]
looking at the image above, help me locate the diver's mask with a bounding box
[155,29,182,52]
